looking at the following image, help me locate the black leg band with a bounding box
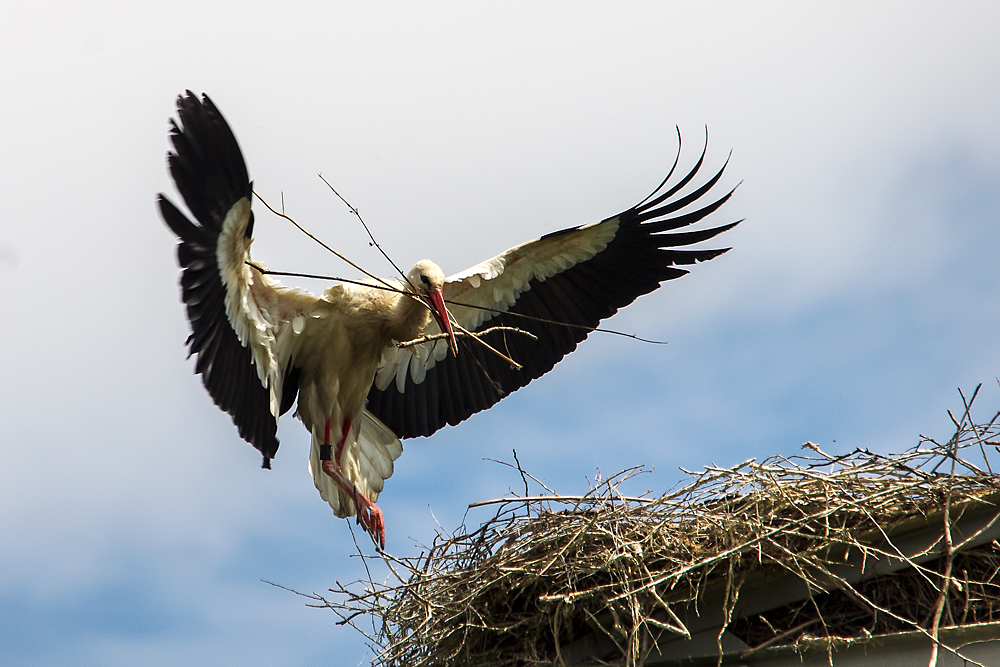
[320,444,333,461]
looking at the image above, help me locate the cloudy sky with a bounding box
[2,2,999,665]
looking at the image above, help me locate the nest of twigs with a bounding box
[313,389,1000,666]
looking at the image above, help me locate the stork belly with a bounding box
[292,326,385,436]
[296,366,376,435]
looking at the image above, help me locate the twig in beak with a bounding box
[397,327,537,350]
[452,321,523,371]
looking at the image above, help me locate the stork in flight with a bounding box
[158,92,739,548]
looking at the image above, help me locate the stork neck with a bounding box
[389,291,430,342]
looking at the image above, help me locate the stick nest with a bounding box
[313,393,1000,666]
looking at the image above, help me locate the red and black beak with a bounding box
[427,288,459,356]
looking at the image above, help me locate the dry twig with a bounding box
[397,327,536,351]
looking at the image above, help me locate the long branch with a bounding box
[469,495,656,509]
[397,326,537,350]
[253,190,398,292]
[236,264,668,344]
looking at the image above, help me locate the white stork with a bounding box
[158,92,739,548]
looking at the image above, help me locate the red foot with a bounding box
[322,459,386,549]
[356,495,385,550]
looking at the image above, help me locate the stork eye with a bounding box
[420,274,431,286]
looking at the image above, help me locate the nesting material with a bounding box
[316,396,1000,666]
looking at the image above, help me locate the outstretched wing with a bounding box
[158,91,315,467]
[366,137,739,439]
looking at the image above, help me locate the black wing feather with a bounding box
[366,142,740,439]
[158,91,288,467]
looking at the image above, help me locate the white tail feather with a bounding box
[307,410,403,518]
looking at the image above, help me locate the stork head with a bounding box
[408,260,459,356]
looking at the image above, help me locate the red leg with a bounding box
[335,419,352,465]
[320,418,386,549]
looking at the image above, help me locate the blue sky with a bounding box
[2,2,999,665]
